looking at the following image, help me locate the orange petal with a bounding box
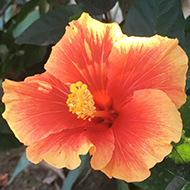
[44,12,124,108]
[101,89,182,182]
[26,123,115,170]
[2,72,88,146]
[26,127,92,169]
[87,123,115,170]
[108,35,188,110]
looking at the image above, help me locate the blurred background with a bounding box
[1,0,190,190]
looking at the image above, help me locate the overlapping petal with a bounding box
[27,123,115,169]
[2,72,88,145]
[45,13,124,108]
[1,12,187,183]
[27,127,92,169]
[3,70,115,169]
[87,123,115,170]
[108,35,188,110]
[101,89,182,182]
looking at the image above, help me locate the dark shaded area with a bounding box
[0,146,118,190]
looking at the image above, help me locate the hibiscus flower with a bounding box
[2,13,188,182]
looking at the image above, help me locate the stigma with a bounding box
[66,81,96,121]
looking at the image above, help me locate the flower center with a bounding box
[66,81,96,121]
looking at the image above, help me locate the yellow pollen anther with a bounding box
[66,81,96,121]
[70,87,77,93]
[82,84,87,90]
[76,81,82,87]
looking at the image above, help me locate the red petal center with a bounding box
[67,81,119,124]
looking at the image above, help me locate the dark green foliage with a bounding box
[123,0,185,43]
[16,5,83,45]
[0,104,22,151]
[75,0,117,15]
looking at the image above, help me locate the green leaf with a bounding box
[7,151,31,185]
[169,141,190,164]
[24,45,48,67]
[182,20,190,90]
[0,116,22,151]
[134,162,174,190]
[4,5,13,23]
[117,180,130,190]
[179,96,190,137]
[69,14,81,22]
[123,0,185,43]
[16,0,40,24]
[0,18,3,30]
[0,0,7,9]
[62,154,90,190]
[134,158,190,190]
[118,0,135,17]
[185,16,190,35]
[182,182,190,190]
[75,0,117,15]
[166,176,188,190]
[0,42,24,78]
[159,158,190,181]
[13,11,40,38]
[15,5,83,45]
[1,25,14,47]
[39,0,48,16]
[183,48,190,90]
